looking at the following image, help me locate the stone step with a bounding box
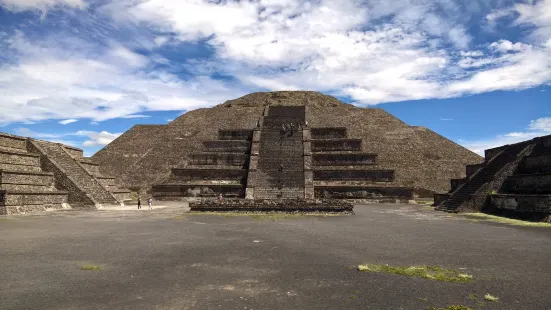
[35,141,118,204]
[0,163,43,173]
[1,184,57,192]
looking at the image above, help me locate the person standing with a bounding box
[137,197,141,209]
[147,197,153,210]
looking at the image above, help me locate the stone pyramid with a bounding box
[91,91,482,200]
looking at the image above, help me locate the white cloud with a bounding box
[154,36,169,46]
[528,117,551,132]
[80,131,121,146]
[0,32,247,125]
[486,0,551,40]
[59,119,77,125]
[489,40,530,53]
[0,0,550,127]
[14,127,121,147]
[97,0,551,105]
[440,118,453,121]
[0,0,85,12]
[460,50,484,57]
[120,114,150,119]
[459,117,551,155]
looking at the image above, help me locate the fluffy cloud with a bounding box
[0,0,85,12]
[15,127,121,147]
[101,0,551,105]
[528,117,551,132]
[459,117,551,155]
[489,40,531,53]
[0,0,550,127]
[80,131,121,146]
[0,32,247,125]
[59,119,77,125]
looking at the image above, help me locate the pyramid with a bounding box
[91,91,482,200]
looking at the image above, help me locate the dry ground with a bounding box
[1,202,550,310]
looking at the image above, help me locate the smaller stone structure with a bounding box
[189,199,354,214]
[435,134,551,221]
[0,132,131,215]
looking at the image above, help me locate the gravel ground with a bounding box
[1,202,550,310]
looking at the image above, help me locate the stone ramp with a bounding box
[254,106,305,199]
[31,140,120,206]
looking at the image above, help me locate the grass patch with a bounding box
[427,306,472,310]
[484,293,499,302]
[357,264,473,283]
[462,213,551,228]
[81,264,102,271]
[467,293,478,300]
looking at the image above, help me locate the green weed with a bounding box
[357,264,473,283]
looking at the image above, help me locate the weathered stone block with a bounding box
[0,133,26,150]
[64,145,83,159]
[0,151,40,166]
[311,127,347,139]
[312,139,361,152]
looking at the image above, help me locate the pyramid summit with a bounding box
[91,91,482,200]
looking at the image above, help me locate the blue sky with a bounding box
[0,0,549,156]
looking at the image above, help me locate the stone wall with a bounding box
[203,140,251,153]
[490,194,551,214]
[313,169,394,181]
[312,139,362,152]
[189,153,249,166]
[0,170,53,186]
[170,168,248,181]
[315,186,413,199]
[311,127,347,139]
[518,154,551,174]
[64,145,83,160]
[0,133,27,150]
[153,184,243,199]
[313,153,376,166]
[218,130,253,140]
[0,150,40,166]
[80,161,100,175]
[189,198,354,214]
[502,173,551,194]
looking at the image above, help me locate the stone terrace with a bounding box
[94,91,482,197]
[0,132,131,215]
[435,134,551,221]
[152,104,414,202]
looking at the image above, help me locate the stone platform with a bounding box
[189,198,354,214]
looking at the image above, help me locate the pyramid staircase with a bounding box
[435,135,551,214]
[253,106,306,199]
[30,140,124,207]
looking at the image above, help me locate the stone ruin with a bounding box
[92,91,482,210]
[0,132,130,215]
[435,134,551,221]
